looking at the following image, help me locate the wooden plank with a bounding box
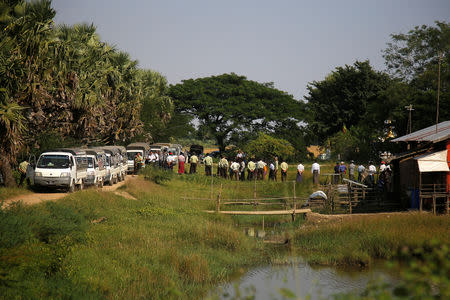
[204,209,311,215]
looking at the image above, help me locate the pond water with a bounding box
[211,257,399,300]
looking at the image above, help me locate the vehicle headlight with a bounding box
[60,172,70,177]
[35,172,42,177]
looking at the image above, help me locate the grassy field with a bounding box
[1,163,448,299]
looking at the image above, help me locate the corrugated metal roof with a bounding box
[391,121,450,143]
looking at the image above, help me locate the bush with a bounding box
[141,166,174,184]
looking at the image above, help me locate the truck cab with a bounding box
[85,149,106,187]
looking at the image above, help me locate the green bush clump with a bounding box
[141,166,174,184]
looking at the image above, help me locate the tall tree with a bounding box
[304,61,393,144]
[169,73,303,151]
[383,21,449,132]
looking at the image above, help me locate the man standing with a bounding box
[274,157,279,182]
[349,160,356,181]
[203,154,213,176]
[368,161,377,186]
[189,154,198,174]
[134,153,143,175]
[257,159,266,180]
[239,159,246,181]
[219,156,228,178]
[339,161,347,183]
[280,160,288,182]
[247,159,256,180]
[311,161,320,185]
[18,159,30,186]
[269,161,275,181]
[296,162,304,183]
[334,162,340,184]
[357,164,365,182]
[230,160,240,180]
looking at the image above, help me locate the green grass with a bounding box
[293,213,450,266]
[1,164,448,299]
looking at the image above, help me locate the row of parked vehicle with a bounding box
[28,143,152,192]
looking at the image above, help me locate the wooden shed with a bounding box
[390,121,450,213]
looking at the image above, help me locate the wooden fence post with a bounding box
[292,181,296,222]
[216,183,223,212]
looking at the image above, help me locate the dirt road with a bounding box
[3,176,136,207]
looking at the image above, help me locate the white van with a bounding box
[102,147,121,185]
[85,149,106,187]
[34,148,88,192]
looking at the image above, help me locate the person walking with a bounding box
[280,160,288,182]
[339,161,347,183]
[203,154,213,176]
[189,154,198,174]
[349,160,356,181]
[311,161,320,185]
[247,159,256,180]
[357,164,365,182]
[177,152,185,175]
[296,162,304,183]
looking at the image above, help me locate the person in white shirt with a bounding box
[269,162,275,181]
[297,162,305,183]
[379,161,386,173]
[230,161,240,180]
[311,161,320,185]
[368,162,376,186]
[357,164,365,182]
[257,159,266,180]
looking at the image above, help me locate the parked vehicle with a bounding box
[126,142,150,173]
[115,146,128,181]
[98,147,121,185]
[34,148,88,192]
[85,149,106,187]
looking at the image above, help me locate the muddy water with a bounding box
[212,257,399,300]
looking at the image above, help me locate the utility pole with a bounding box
[405,104,414,134]
[436,52,442,133]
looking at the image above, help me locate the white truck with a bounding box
[85,149,107,187]
[102,146,122,185]
[126,142,150,173]
[34,148,88,192]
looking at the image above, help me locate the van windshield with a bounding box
[127,152,139,160]
[37,155,70,169]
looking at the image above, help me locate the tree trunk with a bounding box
[0,155,17,187]
[217,135,225,153]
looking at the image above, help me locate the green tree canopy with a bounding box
[304,61,393,144]
[169,73,304,151]
[382,21,449,133]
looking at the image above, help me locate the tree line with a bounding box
[1,0,448,186]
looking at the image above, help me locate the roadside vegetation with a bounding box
[1,166,449,299]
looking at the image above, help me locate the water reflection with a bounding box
[212,258,398,300]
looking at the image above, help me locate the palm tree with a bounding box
[0,92,26,187]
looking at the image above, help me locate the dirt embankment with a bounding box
[2,176,136,207]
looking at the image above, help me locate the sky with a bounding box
[52,0,449,100]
